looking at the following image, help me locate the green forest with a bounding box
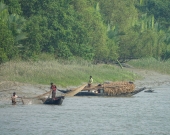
[1,0,170,64]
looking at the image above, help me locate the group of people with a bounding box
[11,76,93,105]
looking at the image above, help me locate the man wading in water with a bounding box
[11,92,19,105]
[50,83,57,100]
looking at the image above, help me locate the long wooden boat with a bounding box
[75,87,146,97]
[59,87,146,97]
[42,96,64,105]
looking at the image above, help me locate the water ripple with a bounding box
[0,86,170,135]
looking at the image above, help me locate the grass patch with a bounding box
[128,57,170,75]
[0,59,139,87]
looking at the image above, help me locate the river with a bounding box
[0,84,170,135]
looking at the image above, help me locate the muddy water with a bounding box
[0,84,170,135]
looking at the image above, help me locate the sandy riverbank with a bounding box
[0,68,170,102]
[128,68,170,88]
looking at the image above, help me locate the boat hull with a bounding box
[75,87,146,97]
[43,96,64,105]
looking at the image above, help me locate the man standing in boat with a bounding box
[50,83,57,99]
[88,76,93,87]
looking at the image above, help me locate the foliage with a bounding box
[128,57,170,75]
[4,0,22,15]
[1,0,170,63]
[0,2,26,62]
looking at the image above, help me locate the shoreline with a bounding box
[127,68,170,88]
[1,68,170,102]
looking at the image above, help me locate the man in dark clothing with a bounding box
[50,83,57,99]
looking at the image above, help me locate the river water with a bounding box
[0,85,170,135]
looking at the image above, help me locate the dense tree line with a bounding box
[1,0,170,63]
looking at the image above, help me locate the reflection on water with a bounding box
[0,86,170,135]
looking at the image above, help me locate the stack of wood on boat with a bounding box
[103,81,135,96]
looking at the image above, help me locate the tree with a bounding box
[0,2,15,62]
[0,20,15,62]
[4,0,22,15]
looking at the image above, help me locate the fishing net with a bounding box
[65,84,86,97]
[21,90,52,104]
[0,81,53,105]
[22,90,66,104]
[21,98,43,105]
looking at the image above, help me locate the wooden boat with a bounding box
[42,96,64,105]
[74,87,146,97]
[59,87,146,97]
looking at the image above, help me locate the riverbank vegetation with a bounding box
[1,0,170,86]
[1,0,170,64]
[0,59,139,87]
[128,57,170,75]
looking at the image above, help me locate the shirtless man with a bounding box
[11,92,18,105]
